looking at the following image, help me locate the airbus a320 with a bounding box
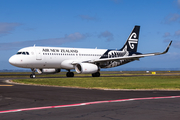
[9,26,172,78]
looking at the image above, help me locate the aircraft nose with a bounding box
[9,56,16,66]
[9,55,27,68]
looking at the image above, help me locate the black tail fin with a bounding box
[120,26,140,53]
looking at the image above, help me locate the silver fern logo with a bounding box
[128,32,138,49]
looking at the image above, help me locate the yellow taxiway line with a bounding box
[0,85,13,86]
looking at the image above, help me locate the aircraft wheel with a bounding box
[66,72,74,77]
[92,72,100,77]
[70,72,74,77]
[30,74,36,78]
[92,73,95,77]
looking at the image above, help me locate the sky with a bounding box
[0,0,180,71]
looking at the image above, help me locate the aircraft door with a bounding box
[35,48,42,60]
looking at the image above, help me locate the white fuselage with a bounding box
[9,46,107,69]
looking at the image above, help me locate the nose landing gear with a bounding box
[30,74,36,78]
[30,68,36,78]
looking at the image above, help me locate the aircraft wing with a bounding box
[89,41,172,63]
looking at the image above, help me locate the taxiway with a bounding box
[0,78,180,120]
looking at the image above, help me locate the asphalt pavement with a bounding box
[0,78,180,120]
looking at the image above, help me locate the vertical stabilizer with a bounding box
[120,26,140,53]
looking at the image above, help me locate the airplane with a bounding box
[9,26,172,78]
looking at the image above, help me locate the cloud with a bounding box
[163,13,180,24]
[163,39,171,43]
[163,30,180,38]
[172,41,180,48]
[0,32,89,50]
[98,31,114,42]
[78,15,98,21]
[164,40,180,52]
[163,30,180,49]
[163,32,171,37]
[24,27,36,31]
[174,30,180,37]
[0,22,21,35]
[111,0,121,4]
[178,0,180,8]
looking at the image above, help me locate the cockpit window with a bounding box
[16,52,22,55]
[16,51,30,55]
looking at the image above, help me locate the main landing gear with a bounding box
[66,70,74,77]
[30,68,36,78]
[92,72,100,77]
[66,70,100,77]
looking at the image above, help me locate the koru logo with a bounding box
[128,32,138,49]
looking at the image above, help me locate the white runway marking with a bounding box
[0,96,180,114]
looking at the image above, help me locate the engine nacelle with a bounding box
[75,63,98,74]
[37,69,61,74]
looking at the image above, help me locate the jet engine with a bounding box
[37,69,61,74]
[75,63,98,74]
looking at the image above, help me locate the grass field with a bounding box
[11,73,180,90]
[1,71,180,90]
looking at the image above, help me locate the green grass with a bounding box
[13,76,180,90]
[1,71,180,78]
